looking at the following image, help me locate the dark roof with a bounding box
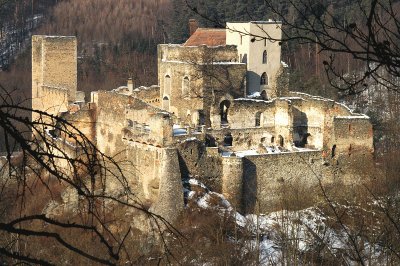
[183,28,226,46]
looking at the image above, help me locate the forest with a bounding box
[1,0,400,264]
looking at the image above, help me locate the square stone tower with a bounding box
[226,21,282,98]
[32,35,77,122]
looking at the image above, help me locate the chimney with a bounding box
[127,78,135,92]
[189,19,198,36]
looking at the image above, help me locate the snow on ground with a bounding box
[184,178,384,265]
[173,124,187,136]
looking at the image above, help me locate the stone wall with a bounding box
[32,35,77,122]
[241,151,324,213]
[332,116,373,154]
[176,140,223,191]
[131,85,160,107]
[158,44,247,127]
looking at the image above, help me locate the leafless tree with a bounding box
[0,84,180,264]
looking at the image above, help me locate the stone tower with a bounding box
[32,35,77,122]
[226,21,283,98]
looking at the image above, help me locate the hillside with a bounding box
[0,0,171,100]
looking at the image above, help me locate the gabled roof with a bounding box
[183,28,226,47]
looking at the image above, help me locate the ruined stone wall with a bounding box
[131,85,160,107]
[60,105,97,144]
[158,44,247,127]
[32,36,77,122]
[35,86,69,118]
[332,117,373,154]
[289,92,372,154]
[241,151,324,213]
[176,140,223,191]
[227,98,292,149]
[208,127,275,151]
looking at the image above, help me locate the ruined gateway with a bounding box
[31,21,374,222]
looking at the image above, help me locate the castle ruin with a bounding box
[31,21,374,221]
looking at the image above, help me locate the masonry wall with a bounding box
[241,151,324,213]
[176,140,223,191]
[331,117,374,176]
[131,85,161,107]
[158,44,247,127]
[32,35,77,122]
[60,105,96,144]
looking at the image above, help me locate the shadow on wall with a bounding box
[242,158,257,213]
[292,107,309,148]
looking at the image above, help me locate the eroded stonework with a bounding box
[31,21,374,221]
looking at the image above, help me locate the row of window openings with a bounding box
[166,72,268,90]
[164,75,190,95]
[239,51,268,64]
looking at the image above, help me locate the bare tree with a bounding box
[0,84,180,264]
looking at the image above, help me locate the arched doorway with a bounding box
[162,96,170,111]
[220,100,231,125]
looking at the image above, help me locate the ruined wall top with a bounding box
[158,44,241,65]
[32,35,77,103]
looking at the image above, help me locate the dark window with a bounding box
[262,50,267,64]
[332,145,337,158]
[220,100,231,124]
[223,133,233,146]
[260,72,268,85]
[255,112,262,127]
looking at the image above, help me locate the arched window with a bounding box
[262,50,267,64]
[260,72,268,85]
[164,75,171,95]
[182,76,190,96]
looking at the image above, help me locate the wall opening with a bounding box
[260,72,268,85]
[255,111,262,127]
[220,100,231,125]
[223,133,233,146]
[262,50,267,64]
[271,136,275,144]
[198,110,205,125]
[331,144,336,158]
[127,119,133,127]
[261,90,268,100]
[164,75,171,95]
[278,135,284,147]
[162,96,170,111]
[182,76,190,97]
